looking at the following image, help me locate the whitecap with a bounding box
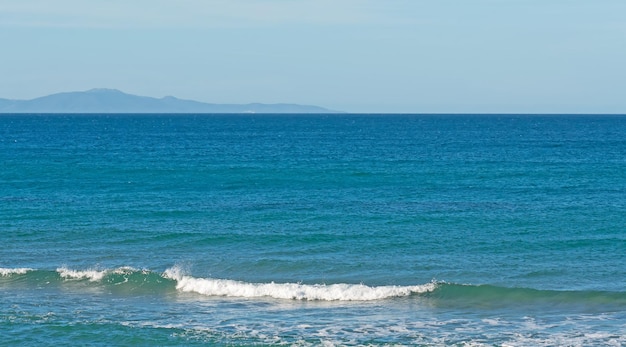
[163,266,437,301]
[56,267,108,281]
[0,267,33,276]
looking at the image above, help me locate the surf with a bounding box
[1,266,438,300]
[162,266,437,301]
[2,266,626,306]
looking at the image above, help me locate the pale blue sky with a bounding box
[1,0,625,113]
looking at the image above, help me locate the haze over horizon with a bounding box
[2,1,626,114]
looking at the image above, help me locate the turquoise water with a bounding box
[1,114,625,346]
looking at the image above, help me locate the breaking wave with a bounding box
[0,266,436,301]
[162,266,436,301]
[0,267,34,276]
[2,266,626,305]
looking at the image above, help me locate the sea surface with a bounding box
[1,114,625,346]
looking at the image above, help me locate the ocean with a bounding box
[1,114,625,346]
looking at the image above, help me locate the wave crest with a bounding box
[0,267,33,276]
[10,265,623,306]
[56,266,145,282]
[163,266,437,301]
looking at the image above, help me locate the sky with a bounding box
[1,0,626,113]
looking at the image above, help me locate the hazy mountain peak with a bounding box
[0,89,340,114]
[85,88,125,94]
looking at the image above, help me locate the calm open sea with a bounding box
[1,114,625,346]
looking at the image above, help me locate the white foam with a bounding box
[0,267,33,276]
[56,266,143,282]
[118,313,626,346]
[163,267,437,301]
[56,267,108,281]
[111,266,140,275]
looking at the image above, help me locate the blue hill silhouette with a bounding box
[0,89,339,113]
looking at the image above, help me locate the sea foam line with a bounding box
[163,267,437,301]
[0,267,34,276]
[56,266,139,282]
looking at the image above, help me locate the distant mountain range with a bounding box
[0,89,339,113]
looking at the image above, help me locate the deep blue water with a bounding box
[1,114,625,346]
